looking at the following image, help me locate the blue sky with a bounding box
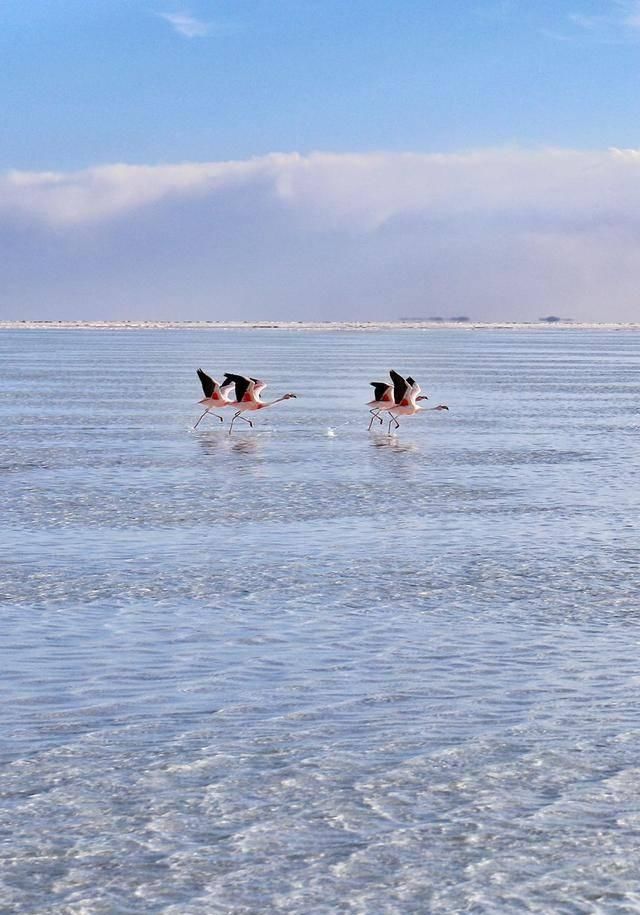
[3,0,640,169]
[2,1,640,320]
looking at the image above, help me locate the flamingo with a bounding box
[367,369,426,430]
[367,379,396,430]
[223,373,297,434]
[193,369,234,429]
[387,373,448,433]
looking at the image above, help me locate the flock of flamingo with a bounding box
[194,368,448,434]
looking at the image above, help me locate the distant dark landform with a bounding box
[399,316,576,324]
[400,316,470,323]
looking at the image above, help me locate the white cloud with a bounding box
[3,148,640,230]
[159,11,212,38]
[2,148,640,321]
[560,1,640,39]
[0,159,263,225]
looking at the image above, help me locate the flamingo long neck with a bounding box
[261,395,289,408]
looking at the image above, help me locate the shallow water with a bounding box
[2,328,640,914]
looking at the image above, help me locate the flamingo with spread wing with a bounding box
[194,369,235,429]
[223,374,297,434]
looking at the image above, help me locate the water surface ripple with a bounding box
[2,328,640,914]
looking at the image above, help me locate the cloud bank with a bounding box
[2,148,640,321]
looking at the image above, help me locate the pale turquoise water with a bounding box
[2,328,640,914]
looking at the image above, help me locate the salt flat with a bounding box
[3,319,640,331]
[2,326,640,913]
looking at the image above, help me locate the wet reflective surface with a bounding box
[2,328,640,913]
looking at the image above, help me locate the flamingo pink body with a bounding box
[367,388,395,427]
[387,378,448,431]
[368,371,448,433]
[194,369,235,428]
[223,374,297,433]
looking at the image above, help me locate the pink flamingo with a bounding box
[194,369,235,429]
[223,374,297,434]
[367,369,427,430]
[367,379,396,430]
[387,374,448,433]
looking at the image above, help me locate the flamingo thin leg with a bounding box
[193,409,210,429]
[228,412,254,435]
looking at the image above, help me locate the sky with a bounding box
[2,0,640,321]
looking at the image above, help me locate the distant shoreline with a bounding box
[1,320,640,332]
